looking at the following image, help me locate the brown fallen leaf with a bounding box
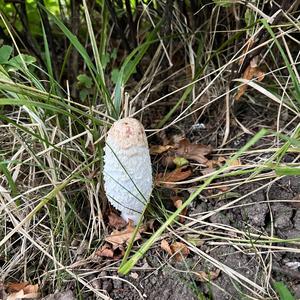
[95,242,125,260]
[156,166,192,186]
[105,221,142,248]
[235,56,265,100]
[161,239,173,256]
[150,144,174,154]
[108,211,127,229]
[161,240,190,262]
[174,139,212,164]
[171,195,188,223]
[170,242,190,262]
[6,282,28,293]
[95,243,114,258]
[6,283,39,300]
[196,269,221,282]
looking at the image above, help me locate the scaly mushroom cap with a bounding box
[103,118,153,224]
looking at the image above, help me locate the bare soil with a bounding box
[88,176,299,300]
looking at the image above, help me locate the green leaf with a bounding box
[77,74,93,89]
[0,45,13,64]
[8,54,36,71]
[273,282,295,300]
[173,157,189,167]
[111,69,120,84]
[79,89,90,101]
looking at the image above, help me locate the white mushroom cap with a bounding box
[103,118,153,224]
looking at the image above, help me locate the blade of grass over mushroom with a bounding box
[119,129,268,274]
[261,19,300,104]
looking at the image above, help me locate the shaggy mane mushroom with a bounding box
[103,118,153,224]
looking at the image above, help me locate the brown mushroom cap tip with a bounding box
[107,117,148,149]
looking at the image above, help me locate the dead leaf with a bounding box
[196,269,221,282]
[205,156,227,169]
[6,282,28,293]
[105,221,142,248]
[174,139,212,164]
[95,243,114,258]
[6,283,39,300]
[108,211,127,229]
[236,56,265,100]
[150,145,173,154]
[23,285,38,295]
[161,239,173,256]
[156,167,192,186]
[170,242,190,262]
[171,196,188,223]
[218,185,229,192]
[161,240,190,261]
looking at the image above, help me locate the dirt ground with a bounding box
[81,176,298,300]
[39,178,299,300]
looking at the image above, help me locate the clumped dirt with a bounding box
[88,176,300,300]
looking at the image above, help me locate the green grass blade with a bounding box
[275,166,300,176]
[0,160,18,197]
[273,282,295,300]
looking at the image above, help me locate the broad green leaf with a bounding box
[8,54,36,71]
[77,74,93,89]
[0,45,13,64]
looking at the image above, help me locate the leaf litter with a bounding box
[4,282,39,300]
[161,240,190,262]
